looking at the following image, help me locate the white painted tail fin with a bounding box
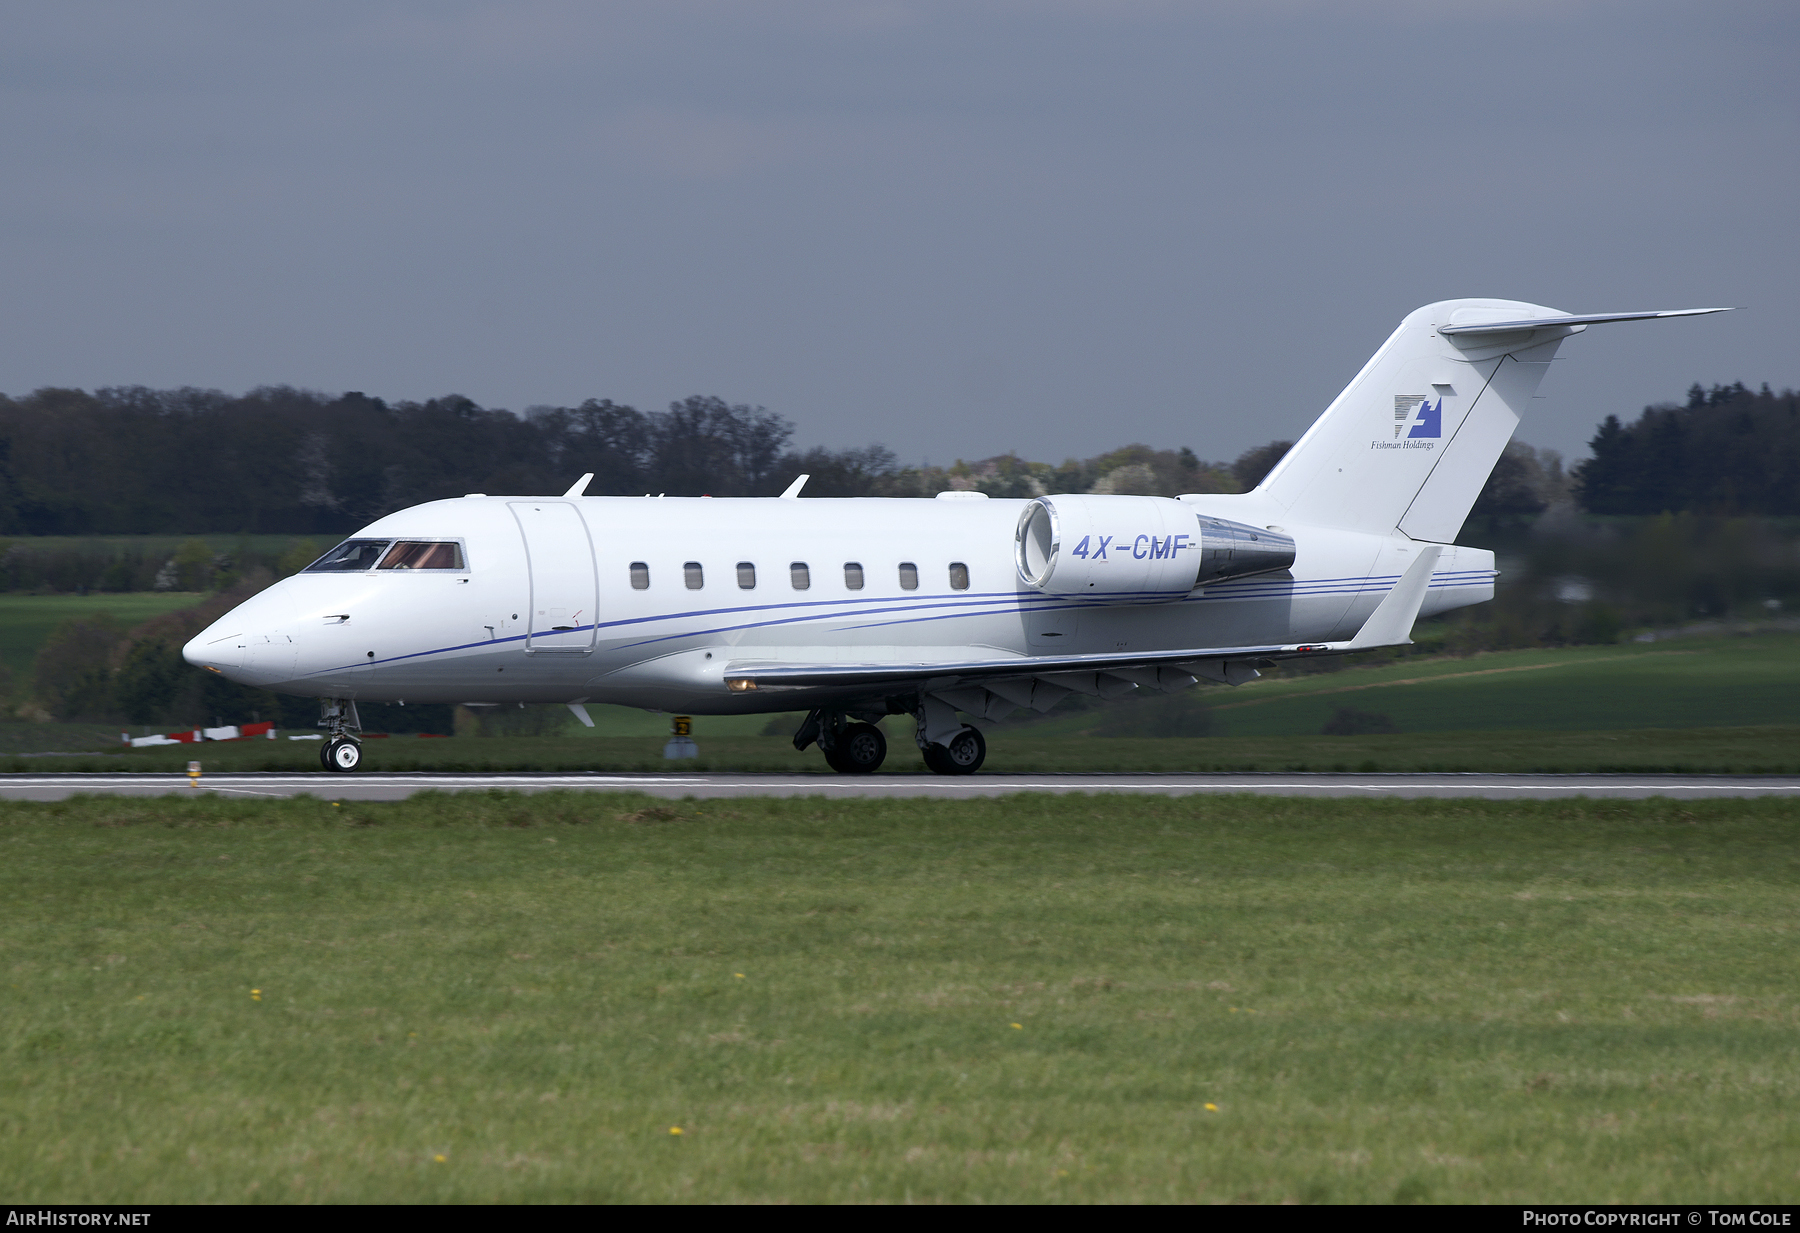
[1256,299,1731,543]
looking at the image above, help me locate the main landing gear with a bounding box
[318,699,364,774]
[921,725,986,775]
[793,702,987,776]
[913,692,986,775]
[794,710,889,774]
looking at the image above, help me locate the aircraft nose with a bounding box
[182,628,239,673]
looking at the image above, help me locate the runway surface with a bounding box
[2,771,1799,801]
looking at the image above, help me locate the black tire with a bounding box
[318,740,334,772]
[824,722,887,774]
[923,725,985,775]
[323,738,363,773]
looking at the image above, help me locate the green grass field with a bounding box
[15,723,1800,775]
[5,623,1798,771]
[4,792,1797,1203]
[0,534,313,559]
[0,593,203,677]
[541,632,1800,742]
[1019,633,1800,737]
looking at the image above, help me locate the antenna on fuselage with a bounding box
[779,474,810,499]
[562,473,594,497]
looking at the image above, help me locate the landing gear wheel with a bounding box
[322,737,363,773]
[923,725,985,775]
[824,722,887,774]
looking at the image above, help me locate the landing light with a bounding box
[725,678,757,692]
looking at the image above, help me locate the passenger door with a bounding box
[508,502,598,653]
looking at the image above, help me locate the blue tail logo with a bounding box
[1394,395,1442,439]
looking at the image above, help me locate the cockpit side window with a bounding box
[303,539,391,572]
[377,541,466,570]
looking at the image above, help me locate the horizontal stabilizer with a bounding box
[1439,308,1734,336]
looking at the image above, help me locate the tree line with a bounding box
[0,384,1290,537]
[0,388,800,536]
[1575,383,1800,515]
[5,378,1789,540]
[1,375,1788,599]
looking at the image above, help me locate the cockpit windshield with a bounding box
[303,540,390,572]
[303,539,468,572]
[377,541,465,570]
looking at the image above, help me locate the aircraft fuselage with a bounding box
[186,491,1493,715]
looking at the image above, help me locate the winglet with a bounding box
[1345,546,1442,650]
[779,474,809,499]
[563,473,594,498]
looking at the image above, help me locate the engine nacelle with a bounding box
[1191,515,1296,587]
[1014,494,1200,601]
[1014,495,1295,601]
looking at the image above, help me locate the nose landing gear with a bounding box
[322,737,363,772]
[318,698,364,774]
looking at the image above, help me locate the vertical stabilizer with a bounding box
[1257,299,1577,541]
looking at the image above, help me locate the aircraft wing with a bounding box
[722,639,1307,692]
[725,548,1442,695]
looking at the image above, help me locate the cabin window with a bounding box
[629,562,650,590]
[844,562,865,591]
[737,562,756,589]
[898,562,918,591]
[303,539,389,572]
[376,541,464,570]
[790,562,810,590]
[949,562,970,591]
[684,562,704,590]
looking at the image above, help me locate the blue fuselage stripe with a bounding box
[307,569,1498,676]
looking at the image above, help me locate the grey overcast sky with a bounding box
[1,1,1794,467]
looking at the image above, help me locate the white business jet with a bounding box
[185,299,1727,774]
